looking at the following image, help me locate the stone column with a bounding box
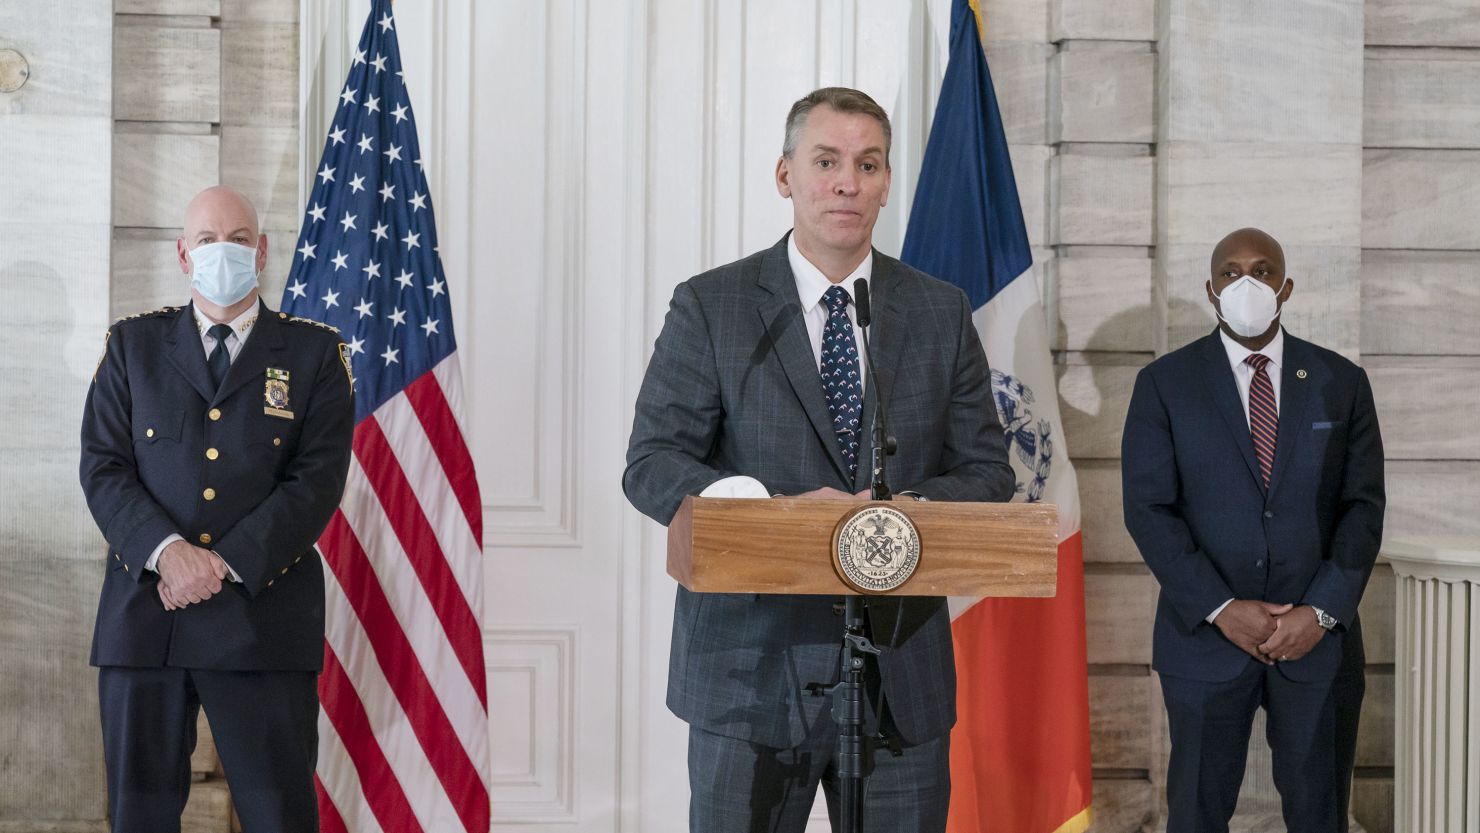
[1384,538,1480,833]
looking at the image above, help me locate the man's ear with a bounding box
[775,156,792,199]
[177,238,191,275]
[1279,278,1295,303]
[255,233,269,273]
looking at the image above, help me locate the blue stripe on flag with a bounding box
[900,0,1033,309]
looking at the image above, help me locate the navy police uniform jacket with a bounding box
[80,300,354,672]
[1121,329,1386,683]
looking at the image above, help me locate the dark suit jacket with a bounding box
[1121,329,1385,683]
[624,234,1015,748]
[80,300,354,671]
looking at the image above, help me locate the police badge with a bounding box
[264,367,293,419]
[832,504,921,593]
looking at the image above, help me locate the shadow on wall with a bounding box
[0,255,108,820]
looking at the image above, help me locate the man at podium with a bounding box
[624,87,1015,833]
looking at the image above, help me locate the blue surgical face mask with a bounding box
[189,241,260,306]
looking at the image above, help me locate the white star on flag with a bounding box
[346,335,364,355]
[401,230,420,250]
[379,183,396,202]
[372,221,390,242]
[318,165,335,184]
[391,103,408,123]
[388,307,407,327]
[308,202,326,222]
[409,191,427,211]
[352,48,366,65]
[362,259,381,280]
[329,127,346,146]
[348,174,366,194]
[331,251,348,270]
[358,134,374,154]
[363,94,381,114]
[428,278,446,297]
[298,242,316,260]
[287,280,307,299]
[355,298,374,318]
[339,211,358,232]
[380,345,398,365]
[378,12,394,31]
[421,318,440,337]
[371,53,387,72]
[383,143,402,163]
[322,289,340,308]
[339,86,357,106]
[395,269,415,290]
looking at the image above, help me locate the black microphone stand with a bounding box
[804,278,896,833]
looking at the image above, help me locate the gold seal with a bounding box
[832,504,922,594]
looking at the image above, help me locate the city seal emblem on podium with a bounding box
[832,504,921,593]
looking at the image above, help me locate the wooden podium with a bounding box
[667,495,1059,597]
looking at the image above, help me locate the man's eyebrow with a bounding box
[810,143,885,157]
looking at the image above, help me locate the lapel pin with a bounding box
[1296,369,1307,379]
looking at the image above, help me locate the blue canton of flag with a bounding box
[282,0,456,423]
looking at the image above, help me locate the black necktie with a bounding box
[207,323,233,390]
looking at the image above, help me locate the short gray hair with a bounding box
[782,87,892,169]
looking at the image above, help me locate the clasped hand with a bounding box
[1212,600,1325,665]
[156,540,228,611]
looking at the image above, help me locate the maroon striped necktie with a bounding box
[1245,353,1277,488]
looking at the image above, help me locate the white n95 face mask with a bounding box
[189,241,260,306]
[1210,275,1287,338]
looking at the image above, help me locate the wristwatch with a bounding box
[897,491,928,501]
[1311,606,1337,630]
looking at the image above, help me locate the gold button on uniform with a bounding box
[208,408,222,421]
[206,448,219,460]
[202,488,216,501]
[146,428,154,438]
[198,533,212,544]
[280,567,289,575]
[267,579,275,587]
[273,437,282,447]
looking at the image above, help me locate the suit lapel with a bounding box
[164,304,218,403]
[1196,332,1265,492]
[854,252,905,493]
[213,300,286,406]
[755,236,851,485]
[1266,334,1312,500]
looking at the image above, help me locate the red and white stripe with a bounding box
[316,354,491,833]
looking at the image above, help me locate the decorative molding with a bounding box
[479,0,585,548]
[485,627,577,823]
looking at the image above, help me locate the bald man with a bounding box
[1120,228,1385,832]
[80,186,354,833]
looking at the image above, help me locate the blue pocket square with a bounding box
[1312,420,1344,430]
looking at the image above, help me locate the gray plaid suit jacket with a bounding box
[624,233,1015,749]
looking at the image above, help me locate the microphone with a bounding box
[853,278,895,500]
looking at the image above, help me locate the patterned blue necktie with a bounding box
[820,285,862,481]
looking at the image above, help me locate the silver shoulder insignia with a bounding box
[286,315,341,335]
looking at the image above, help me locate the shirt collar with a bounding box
[1219,325,1285,371]
[788,233,872,314]
[193,300,260,343]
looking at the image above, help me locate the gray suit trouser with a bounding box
[686,705,949,833]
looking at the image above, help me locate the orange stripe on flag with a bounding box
[947,532,1093,833]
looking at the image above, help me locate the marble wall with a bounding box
[979,0,1479,829]
[0,1,298,829]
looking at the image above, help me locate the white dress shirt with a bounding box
[1207,327,1285,623]
[702,236,873,500]
[144,303,258,580]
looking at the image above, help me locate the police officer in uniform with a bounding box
[80,186,354,833]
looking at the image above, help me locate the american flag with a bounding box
[280,1,490,831]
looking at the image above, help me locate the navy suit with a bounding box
[80,301,354,833]
[1122,329,1384,832]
